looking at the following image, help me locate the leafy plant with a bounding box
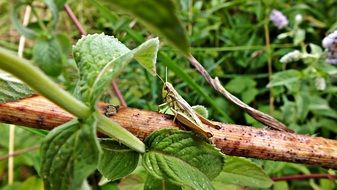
[1,0,337,189]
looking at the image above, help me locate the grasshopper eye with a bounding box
[164,86,169,90]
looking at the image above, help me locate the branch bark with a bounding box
[0,96,337,169]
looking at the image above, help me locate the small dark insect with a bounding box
[103,105,119,117]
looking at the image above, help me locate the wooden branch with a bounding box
[0,96,337,169]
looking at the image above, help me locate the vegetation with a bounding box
[0,0,336,189]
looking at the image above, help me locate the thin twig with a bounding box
[186,54,293,133]
[111,81,127,107]
[63,5,87,35]
[8,5,32,185]
[8,125,14,184]
[272,174,337,181]
[0,145,40,161]
[63,4,127,107]
[264,15,274,113]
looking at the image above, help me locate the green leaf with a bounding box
[98,139,140,181]
[319,63,337,76]
[293,29,305,45]
[213,156,273,188]
[118,166,147,190]
[73,34,158,105]
[56,33,71,54]
[295,92,310,122]
[192,105,209,118]
[0,71,33,103]
[98,0,189,55]
[267,70,301,88]
[309,96,337,119]
[212,183,242,190]
[133,38,159,75]
[41,117,101,190]
[143,151,214,190]
[33,37,64,76]
[241,88,258,104]
[143,128,224,190]
[11,2,38,39]
[225,77,256,94]
[144,175,182,190]
[54,0,68,10]
[273,181,289,190]
[19,176,44,190]
[308,43,323,55]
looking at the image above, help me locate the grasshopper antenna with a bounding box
[165,67,168,82]
[156,70,165,84]
[155,66,168,84]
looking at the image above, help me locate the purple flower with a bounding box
[322,31,337,64]
[322,30,337,50]
[270,9,289,29]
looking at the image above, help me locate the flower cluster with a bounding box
[280,50,301,64]
[269,9,288,29]
[322,30,337,64]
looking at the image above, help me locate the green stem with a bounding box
[264,15,274,114]
[0,47,91,118]
[96,112,145,153]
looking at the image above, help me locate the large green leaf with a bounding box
[98,139,140,181]
[98,0,190,55]
[32,37,64,76]
[41,118,101,190]
[143,151,214,190]
[143,128,224,190]
[73,34,158,105]
[0,71,33,103]
[213,156,273,188]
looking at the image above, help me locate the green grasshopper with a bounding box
[160,82,221,138]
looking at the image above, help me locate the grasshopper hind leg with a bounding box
[195,112,222,130]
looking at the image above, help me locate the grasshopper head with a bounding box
[162,82,174,99]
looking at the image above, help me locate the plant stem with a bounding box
[8,125,14,185]
[272,174,336,181]
[264,16,274,114]
[96,112,145,153]
[0,145,40,161]
[0,47,91,119]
